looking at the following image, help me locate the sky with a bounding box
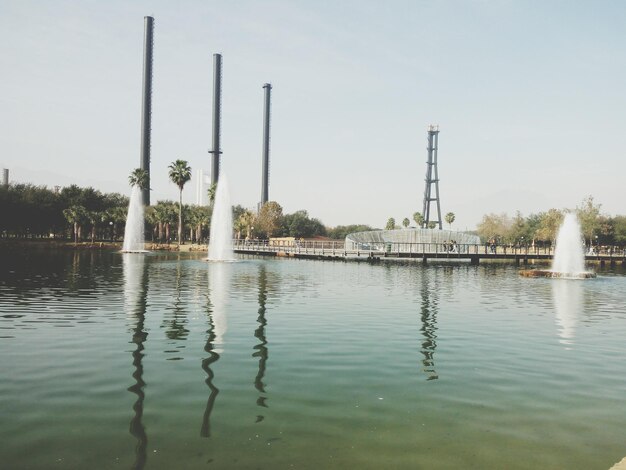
[1,0,625,230]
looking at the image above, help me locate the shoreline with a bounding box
[0,238,208,252]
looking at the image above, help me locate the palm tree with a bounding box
[385,218,396,231]
[445,212,456,230]
[402,218,410,228]
[168,160,192,244]
[207,183,217,207]
[63,205,87,243]
[189,205,211,242]
[128,168,149,190]
[413,212,424,228]
[236,209,256,239]
[86,210,102,243]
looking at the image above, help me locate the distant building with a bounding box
[195,169,211,205]
[2,168,8,187]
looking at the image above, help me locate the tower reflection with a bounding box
[419,269,439,381]
[201,263,229,437]
[163,261,189,342]
[123,254,149,469]
[253,264,269,421]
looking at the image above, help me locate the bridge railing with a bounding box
[232,239,626,258]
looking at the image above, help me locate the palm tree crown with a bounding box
[168,160,192,244]
[168,160,192,191]
[128,168,149,190]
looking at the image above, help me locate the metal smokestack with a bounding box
[2,168,8,187]
[210,53,223,186]
[139,16,154,206]
[260,83,272,206]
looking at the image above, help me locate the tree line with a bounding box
[0,177,374,243]
[385,212,456,230]
[475,196,626,247]
[3,168,621,247]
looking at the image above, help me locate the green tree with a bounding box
[237,209,256,239]
[427,221,437,229]
[104,206,127,241]
[445,212,455,230]
[610,216,626,245]
[85,210,102,243]
[576,195,602,246]
[63,205,87,243]
[186,205,211,243]
[402,218,410,228]
[385,218,396,230]
[256,201,283,238]
[128,168,149,190]
[535,209,563,244]
[413,212,424,228]
[326,224,375,240]
[207,183,217,207]
[281,210,327,238]
[168,160,192,244]
[476,213,512,243]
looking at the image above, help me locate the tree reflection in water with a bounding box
[201,262,229,437]
[163,261,190,342]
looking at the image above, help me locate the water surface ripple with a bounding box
[1,249,626,469]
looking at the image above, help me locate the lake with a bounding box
[1,248,626,469]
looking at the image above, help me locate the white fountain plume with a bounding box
[208,174,235,261]
[122,185,148,253]
[520,212,595,278]
[550,213,593,278]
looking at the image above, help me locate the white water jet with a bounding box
[122,186,147,252]
[550,213,593,278]
[208,174,235,261]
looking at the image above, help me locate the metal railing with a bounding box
[232,239,626,259]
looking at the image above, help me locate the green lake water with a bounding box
[1,248,626,469]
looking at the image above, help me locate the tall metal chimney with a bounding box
[2,168,8,187]
[209,53,223,186]
[260,83,272,206]
[139,16,154,206]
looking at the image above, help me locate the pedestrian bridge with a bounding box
[233,239,626,266]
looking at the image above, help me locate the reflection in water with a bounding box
[163,261,189,342]
[419,270,439,381]
[207,264,229,350]
[253,265,269,421]
[200,312,220,437]
[201,263,230,437]
[552,280,583,346]
[123,254,149,469]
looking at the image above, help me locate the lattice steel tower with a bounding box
[421,125,442,229]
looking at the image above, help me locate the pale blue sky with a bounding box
[1,0,625,229]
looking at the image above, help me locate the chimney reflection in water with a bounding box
[420,269,439,381]
[253,264,269,422]
[124,254,149,469]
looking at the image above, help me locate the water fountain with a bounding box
[521,212,595,278]
[208,174,235,261]
[122,186,148,253]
